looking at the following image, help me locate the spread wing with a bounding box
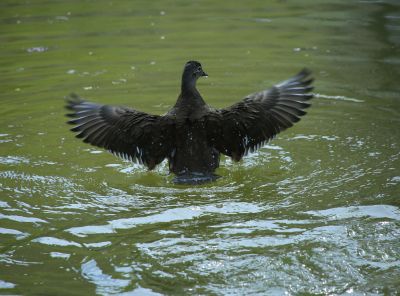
[205,69,313,161]
[65,94,175,170]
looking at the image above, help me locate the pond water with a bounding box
[1,0,400,295]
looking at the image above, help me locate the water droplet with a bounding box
[112,78,127,85]
[90,150,103,154]
[27,46,48,53]
[55,16,69,21]
[253,18,271,23]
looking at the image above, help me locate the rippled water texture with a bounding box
[1,0,400,295]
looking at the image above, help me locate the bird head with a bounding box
[184,61,208,80]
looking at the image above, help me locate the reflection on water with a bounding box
[66,202,264,237]
[1,0,400,295]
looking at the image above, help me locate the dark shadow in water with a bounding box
[172,173,221,185]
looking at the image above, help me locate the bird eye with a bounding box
[197,66,202,72]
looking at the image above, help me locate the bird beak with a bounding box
[201,71,208,77]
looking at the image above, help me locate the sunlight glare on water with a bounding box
[1,0,400,295]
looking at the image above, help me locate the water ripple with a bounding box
[67,202,264,237]
[32,237,82,247]
[81,259,130,295]
[314,93,364,103]
[0,213,48,224]
[305,205,400,221]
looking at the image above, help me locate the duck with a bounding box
[66,61,313,184]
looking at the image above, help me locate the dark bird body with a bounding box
[66,61,313,184]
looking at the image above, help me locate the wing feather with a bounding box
[205,69,313,161]
[65,94,175,170]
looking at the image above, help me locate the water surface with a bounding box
[1,0,399,295]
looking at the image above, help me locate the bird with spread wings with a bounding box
[66,61,313,184]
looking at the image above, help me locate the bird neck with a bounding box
[181,73,198,94]
[176,74,206,108]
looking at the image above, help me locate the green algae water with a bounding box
[1,0,399,295]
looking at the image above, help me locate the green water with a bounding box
[1,0,400,295]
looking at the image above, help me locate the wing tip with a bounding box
[297,69,314,85]
[299,68,312,76]
[64,93,85,110]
